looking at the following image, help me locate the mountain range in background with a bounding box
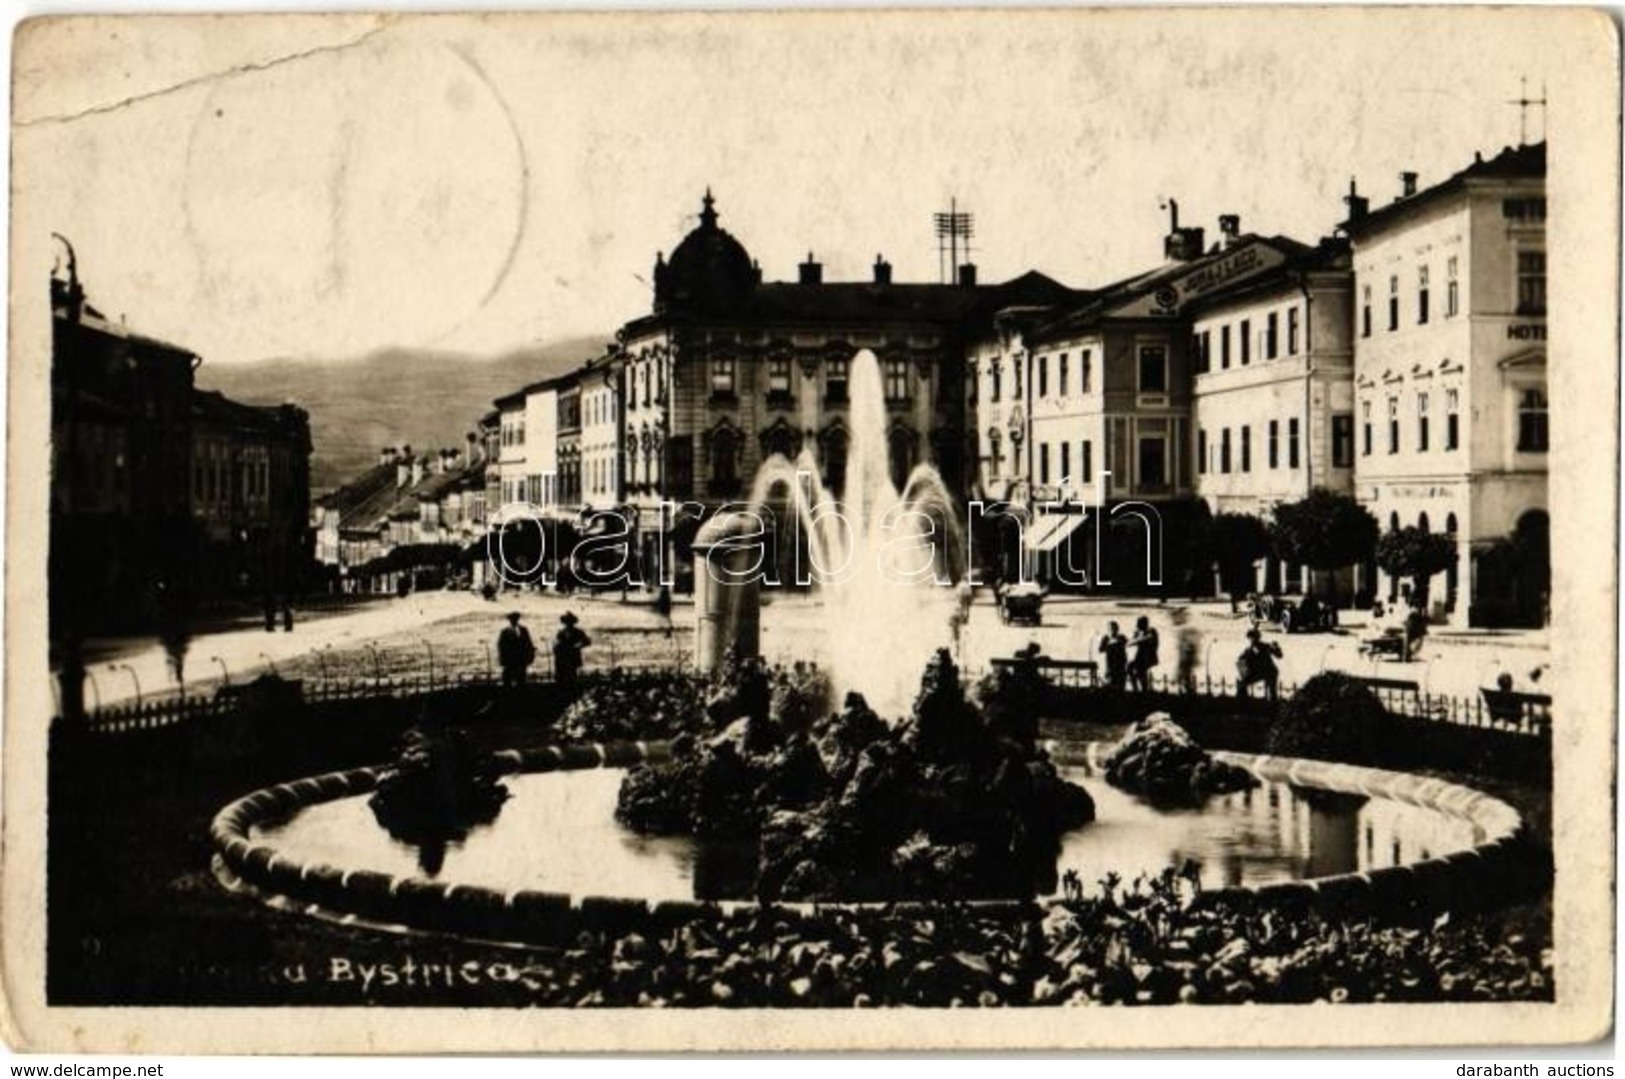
[195,336,606,492]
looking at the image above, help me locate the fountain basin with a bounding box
[211,739,1528,946]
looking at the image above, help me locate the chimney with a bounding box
[397,445,413,487]
[1400,171,1419,198]
[466,431,480,468]
[410,456,425,487]
[798,252,822,285]
[873,254,892,285]
[1165,227,1205,262]
[1218,214,1241,245]
[379,446,395,467]
[1343,177,1369,223]
[958,263,978,288]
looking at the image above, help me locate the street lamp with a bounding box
[112,663,141,706]
[365,643,384,683]
[1319,642,1336,673]
[210,655,230,686]
[258,653,279,677]
[480,638,493,680]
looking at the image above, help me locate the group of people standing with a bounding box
[496,610,593,689]
[1095,616,1161,692]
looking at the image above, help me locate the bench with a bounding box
[1480,688,1553,731]
[989,656,1100,688]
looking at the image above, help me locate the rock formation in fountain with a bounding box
[1102,712,1258,807]
[369,717,510,875]
[615,647,1095,901]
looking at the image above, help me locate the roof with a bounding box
[622,269,1081,339]
[1340,142,1545,237]
[1028,234,1314,343]
[324,455,482,534]
[191,389,307,436]
[1180,237,1352,317]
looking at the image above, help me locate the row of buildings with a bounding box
[317,141,1548,628]
[50,245,314,636]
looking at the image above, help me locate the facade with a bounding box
[613,190,1069,588]
[1187,231,1356,594]
[982,213,1313,588]
[1345,143,1547,627]
[493,389,529,522]
[579,354,623,510]
[525,383,560,514]
[50,258,312,632]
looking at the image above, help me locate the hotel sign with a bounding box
[1506,323,1546,341]
[1113,243,1288,318]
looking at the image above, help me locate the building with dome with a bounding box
[609,190,1073,589]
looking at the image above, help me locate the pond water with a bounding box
[252,744,1483,902]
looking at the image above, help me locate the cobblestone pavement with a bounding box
[75,586,1549,708]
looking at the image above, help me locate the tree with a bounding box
[1268,489,1379,597]
[1375,526,1457,605]
[1205,512,1271,599]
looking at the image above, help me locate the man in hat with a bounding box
[553,610,592,691]
[497,611,537,687]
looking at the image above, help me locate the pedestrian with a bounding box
[1098,620,1128,691]
[496,611,537,687]
[553,610,593,691]
[1127,615,1160,692]
[1236,628,1284,700]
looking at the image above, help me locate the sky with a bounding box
[13,8,1595,368]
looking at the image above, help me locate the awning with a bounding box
[1025,512,1086,553]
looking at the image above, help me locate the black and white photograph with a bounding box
[3,6,1618,1054]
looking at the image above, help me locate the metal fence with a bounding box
[978,658,1552,738]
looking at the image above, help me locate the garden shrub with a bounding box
[1264,671,1389,764]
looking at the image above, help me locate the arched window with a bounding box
[1389,511,1400,533]
[760,421,800,462]
[1418,512,1430,533]
[1444,512,1459,609]
[819,423,849,495]
[707,424,741,497]
[988,429,1003,478]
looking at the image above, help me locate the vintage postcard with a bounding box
[3,7,1618,1054]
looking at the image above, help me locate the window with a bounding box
[1362,400,1372,456]
[1220,325,1232,369]
[1517,251,1546,315]
[1332,413,1354,467]
[644,361,654,407]
[1416,391,1430,451]
[711,357,736,397]
[1266,312,1279,359]
[1138,437,1167,489]
[1059,442,1071,485]
[1417,265,1430,324]
[1082,440,1093,482]
[1445,388,1460,449]
[827,358,849,403]
[767,357,792,400]
[1138,346,1167,392]
[1013,355,1023,398]
[1267,420,1279,469]
[1193,333,1208,374]
[1288,417,1301,469]
[1059,353,1069,396]
[1240,425,1252,472]
[1287,306,1300,354]
[1080,350,1093,393]
[1038,355,1049,398]
[1503,197,1547,222]
[1039,442,1051,485]
[1387,396,1400,453]
[1361,285,1372,338]
[709,425,741,496]
[1517,389,1548,452]
[1446,256,1460,317]
[884,358,909,402]
[1220,428,1232,473]
[989,361,1000,403]
[1239,319,1251,364]
[1197,428,1207,474]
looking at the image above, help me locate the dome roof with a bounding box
[654,190,758,313]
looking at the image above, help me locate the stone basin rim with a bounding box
[209,737,1529,935]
